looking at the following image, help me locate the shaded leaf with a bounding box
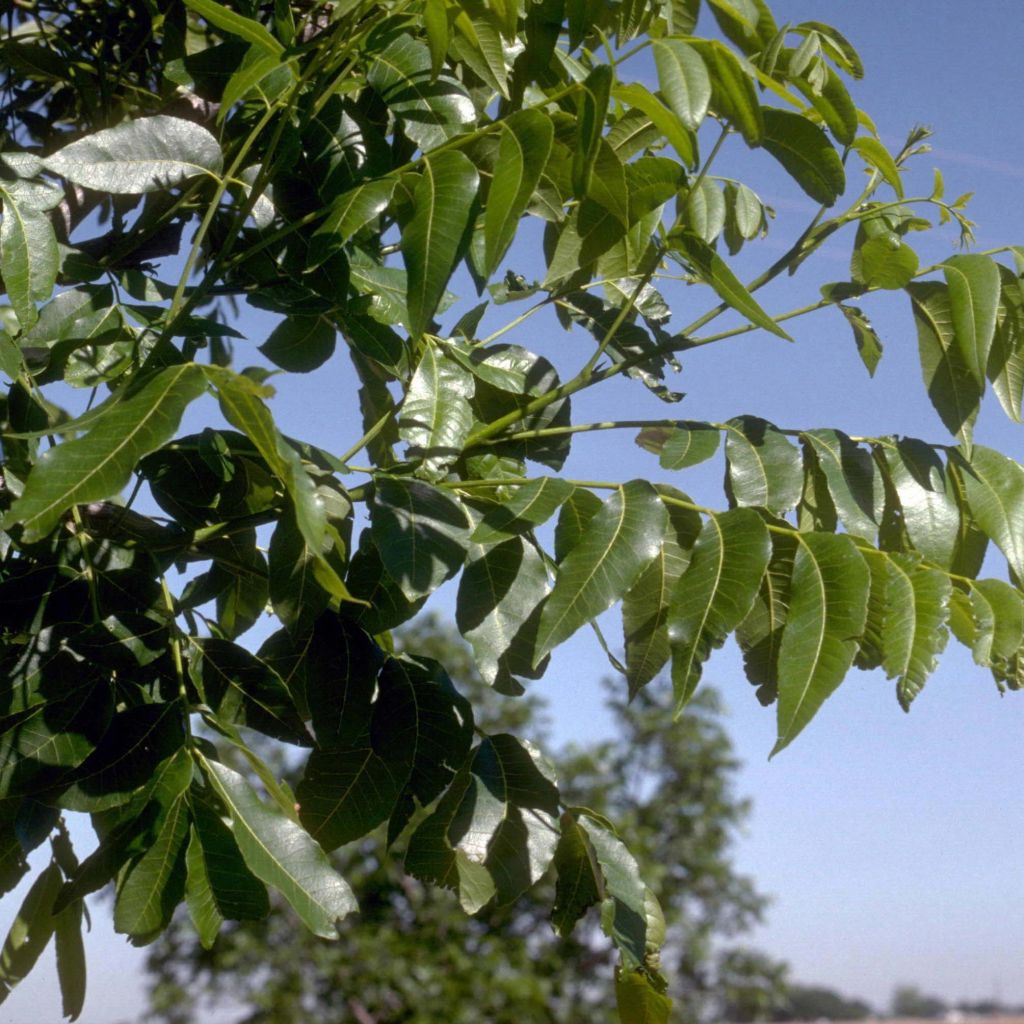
[259,316,336,373]
[471,476,574,544]
[551,810,602,937]
[955,445,1024,582]
[760,108,844,206]
[943,253,1000,389]
[801,429,882,540]
[724,416,802,514]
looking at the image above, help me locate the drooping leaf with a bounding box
[801,429,882,541]
[403,151,479,338]
[615,969,673,1024]
[573,64,613,198]
[200,757,356,938]
[760,108,845,206]
[184,795,270,950]
[672,233,792,340]
[988,265,1024,422]
[622,497,702,696]
[689,40,763,145]
[774,533,870,754]
[535,481,668,664]
[370,476,471,601]
[484,110,554,277]
[314,178,398,256]
[4,365,206,542]
[668,507,771,708]
[0,861,62,1006]
[612,82,697,167]
[43,116,223,193]
[955,445,1024,582]
[724,416,803,514]
[908,281,982,445]
[551,810,602,937]
[878,553,951,710]
[836,302,883,375]
[399,342,475,479]
[53,897,86,1022]
[113,794,189,943]
[943,254,1000,389]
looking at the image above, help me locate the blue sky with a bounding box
[5,2,1024,1020]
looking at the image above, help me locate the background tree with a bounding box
[772,984,873,1022]
[892,984,949,1020]
[1,1,1023,1022]
[142,615,786,1024]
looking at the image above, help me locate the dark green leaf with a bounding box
[259,315,336,373]
[612,83,697,168]
[0,862,62,1005]
[690,40,763,145]
[801,429,882,540]
[551,810,602,937]
[403,151,479,338]
[836,303,883,375]
[0,187,58,330]
[471,476,574,544]
[672,233,792,340]
[851,235,919,290]
[955,445,1024,582]
[760,108,844,206]
[573,64,613,198]
[774,534,869,754]
[183,0,283,55]
[535,481,668,663]
[200,757,356,937]
[53,897,86,1021]
[484,110,553,277]
[908,281,982,445]
[554,487,604,561]
[4,365,206,542]
[113,793,189,943]
[724,416,803,514]
[988,265,1024,422]
[43,116,223,193]
[668,508,771,708]
[370,476,471,601]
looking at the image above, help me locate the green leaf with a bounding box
[373,656,474,814]
[200,757,356,938]
[613,82,697,168]
[370,476,471,601]
[690,40,763,145]
[672,233,792,340]
[297,747,404,851]
[955,445,1024,582]
[988,265,1024,422]
[724,416,803,514]
[652,39,710,132]
[853,136,904,197]
[43,116,223,193]
[801,429,882,540]
[403,151,479,338]
[184,0,284,55]
[878,553,951,711]
[457,535,551,689]
[185,797,270,950]
[113,793,189,943]
[573,64,613,198]
[793,63,857,146]
[760,108,845,206]
[367,35,476,151]
[190,639,310,747]
[534,481,668,664]
[774,534,870,755]
[622,497,702,696]
[399,341,475,479]
[635,424,720,470]
[259,315,336,373]
[484,111,554,277]
[908,281,982,445]
[424,0,449,76]
[0,187,58,330]
[267,503,332,631]
[668,507,771,708]
[53,898,86,1022]
[0,862,62,1005]
[314,178,397,257]
[836,303,883,375]
[3,365,206,541]
[851,235,919,290]
[577,814,648,969]
[471,476,574,544]
[962,578,1024,672]
[943,254,1000,389]
[683,176,726,244]
[551,811,602,937]
[616,969,673,1024]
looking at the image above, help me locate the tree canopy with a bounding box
[0,1,1022,1021]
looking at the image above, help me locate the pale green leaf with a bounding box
[652,39,710,132]
[955,445,1024,582]
[0,187,58,330]
[943,253,1000,389]
[184,0,284,54]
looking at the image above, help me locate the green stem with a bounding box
[161,576,189,707]
[336,410,395,465]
